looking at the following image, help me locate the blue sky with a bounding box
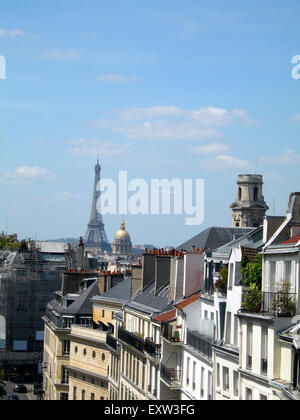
[0,0,299,247]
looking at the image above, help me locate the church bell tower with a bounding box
[230,174,269,228]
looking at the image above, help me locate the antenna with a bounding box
[273,198,275,215]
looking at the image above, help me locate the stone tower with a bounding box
[84,159,111,254]
[230,174,269,228]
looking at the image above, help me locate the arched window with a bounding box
[238,187,242,201]
[253,187,258,201]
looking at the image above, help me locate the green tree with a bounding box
[241,254,262,288]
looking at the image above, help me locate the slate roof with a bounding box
[125,280,173,316]
[48,280,100,316]
[92,276,132,304]
[177,226,254,252]
[209,226,264,260]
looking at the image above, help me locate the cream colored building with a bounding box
[68,324,110,400]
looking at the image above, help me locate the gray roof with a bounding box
[210,226,264,260]
[92,276,132,304]
[48,280,99,316]
[177,226,255,252]
[125,280,173,316]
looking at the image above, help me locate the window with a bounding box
[102,353,105,361]
[233,371,239,397]
[208,371,212,400]
[216,363,220,388]
[261,326,268,375]
[186,357,190,386]
[253,187,258,201]
[102,310,105,318]
[82,390,85,400]
[246,388,252,400]
[238,187,242,201]
[260,394,267,400]
[92,351,96,358]
[75,346,78,353]
[192,361,196,390]
[223,367,229,392]
[83,348,87,356]
[247,324,253,369]
[60,393,68,400]
[200,367,204,396]
[63,317,73,329]
[62,366,69,384]
[63,340,70,356]
[91,393,95,400]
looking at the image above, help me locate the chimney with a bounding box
[154,254,172,295]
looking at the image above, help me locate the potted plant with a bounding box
[272,280,295,317]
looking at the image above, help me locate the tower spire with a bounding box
[83,159,111,253]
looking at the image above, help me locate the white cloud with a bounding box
[67,139,131,157]
[0,166,53,184]
[4,166,52,179]
[0,28,23,37]
[193,142,230,154]
[94,105,254,141]
[260,150,300,165]
[96,118,220,140]
[201,155,250,170]
[97,73,136,83]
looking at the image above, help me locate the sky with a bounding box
[0,0,299,247]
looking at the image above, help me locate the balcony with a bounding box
[186,330,213,359]
[161,323,182,343]
[241,290,296,317]
[117,326,144,353]
[160,364,181,387]
[106,334,120,352]
[144,338,161,360]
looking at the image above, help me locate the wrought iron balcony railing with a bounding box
[144,337,161,359]
[117,326,144,353]
[186,330,213,359]
[160,364,181,385]
[241,290,296,317]
[106,333,120,352]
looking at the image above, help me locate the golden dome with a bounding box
[114,219,130,240]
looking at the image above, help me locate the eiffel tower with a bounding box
[84,158,111,253]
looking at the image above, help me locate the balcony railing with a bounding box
[186,330,213,359]
[106,333,120,352]
[161,323,182,343]
[117,326,144,353]
[144,338,161,359]
[160,364,181,385]
[241,291,297,317]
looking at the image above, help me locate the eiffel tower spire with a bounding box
[84,158,111,253]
